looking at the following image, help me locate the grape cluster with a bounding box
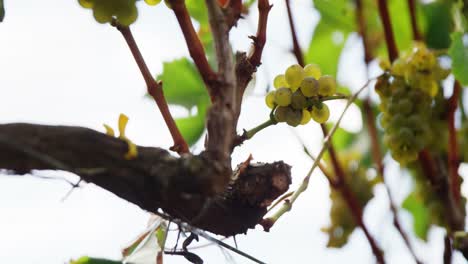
[78,0,144,26]
[376,43,449,164]
[322,151,375,248]
[265,64,337,126]
[382,42,449,97]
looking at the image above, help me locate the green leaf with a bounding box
[70,257,122,264]
[306,22,350,76]
[157,58,209,110]
[0,0,4,22]
[307,0,354,76]
[449,32,468,86]
[422,1,452,49]
[326,124,357,151]
[313,0,355,31]
[175,100,208,146]
[402,191,430,240]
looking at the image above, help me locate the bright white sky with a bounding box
[0,0,466,263]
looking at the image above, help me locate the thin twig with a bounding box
[444,235,452,264]
[169,0,217,97]
[448,81,462,204]
[113,22,189,154]
[377,0,398,62]
[248,0,272,67]
[285,0,304,66]
[407,0,422,41]
[224,0,243,29]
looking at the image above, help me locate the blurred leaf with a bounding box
[175,101,208,146]
[389,0,413,52]
[186,0,208,26]
[0,0,4,22]
[449,32,468,86]
[157,58,209,110]
[306,22,350,76]
[326,124,357,151]
[307,0,355,76]
[313,0,355,30]
[422,1,452,49]
[70,257,122,264]
[402,191,430,240]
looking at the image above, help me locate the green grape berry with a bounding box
[304,64,321,79]
[274,106,288,122]
[285,108,303,127]
[115,2,138,26]
[274,87,292,106]
[285,64,305,91]
[300,77,319,97]
[318,75,336,96]
[265,91,276,109]
[290,90,307,110]
[311,103,330,124]
[273,74,289,89]
[144,0,162,5]
[93,3,113,24]
[300,109,311,125]
[79,0,94,8]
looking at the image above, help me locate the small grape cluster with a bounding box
[265,64,337,126]
[381,42,449,97]
[78,0,145,26]
[376,43,449,164]
[322,151,375,248]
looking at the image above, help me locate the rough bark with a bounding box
[0,123,291,236]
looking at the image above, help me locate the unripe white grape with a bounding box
[275,87,292,106]
[285,64,305,91]
[300,77,319,97]
[311,103,330,124]
[304,64,322,79]
[300,109,311,125]
[318,75,336,96]
[265,91,276,109]
[273,74,289,89]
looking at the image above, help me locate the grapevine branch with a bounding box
[355,0,421,262]
[169,0,218,98]
[224,0,243,29]
[247,0,271,68]
[284,3,385,263]
[112,22,189,154]
[285,0,304,67]
[448,81,462,204]
[407,0,422,41]
[0,124,291,237]
[377,0,398,62]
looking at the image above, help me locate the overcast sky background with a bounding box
[0,0,467,263]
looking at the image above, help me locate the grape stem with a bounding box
[244,118,277,140]
[320,95,349,101]
[112,21,189,155]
